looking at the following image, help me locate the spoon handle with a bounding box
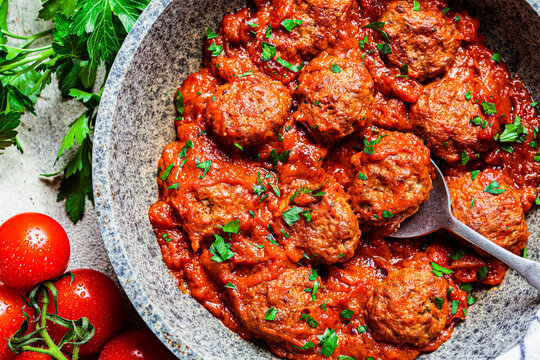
[447,217,540,291]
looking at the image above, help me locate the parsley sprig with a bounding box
[0,0,150,223]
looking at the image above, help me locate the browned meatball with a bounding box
[366,267,450,347]
[348,130,433,231]
[276,182,361,263]
[227,267,323,344]
[278,0,359,56]
[379,1,461,81]
[295,53,374,142]
[411,78,499,164]
[448,169,529,254]
[206,74,292,148]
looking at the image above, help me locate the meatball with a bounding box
[295,53,374,142]
[411,78,499,163]
[348,130,433,231]
[227,267,323,344]
[447,169,528,254]
[279,0,359,56]
[206,74,292,148]
[277,182,361,263]
[366,267,450,347]
[379,1,461,81]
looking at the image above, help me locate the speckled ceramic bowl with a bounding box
[93,0,540,359]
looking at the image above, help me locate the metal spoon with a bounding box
[391,160,540,291]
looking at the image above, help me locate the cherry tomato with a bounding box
[98,329,177,360]
[0,213,70,290]
[47,269,124,356]
[0,286,35,360]
[14,352,50,360]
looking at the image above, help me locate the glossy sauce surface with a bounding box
[149,1,539,358]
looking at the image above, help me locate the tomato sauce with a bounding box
[148,0,539,358]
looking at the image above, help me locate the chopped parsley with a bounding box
[434,297,445,310]
[265,24,272,39]
[309,267,318,281]
[264,307,278,321]
[535,152,540,162]
[400,64,409,75]
[491,53,501,63]
[499,115,528,143]
[270,183,281,197]
[413,1,421,11]
[377,43,392,55]
[330,63,342,73]
[280,229,290,238]
[359,34,369,50]
[305,281,320,302]
[364,134,386,155]
[225,282,237,289]
[194,158,212,179]
[209,234,235,262]
[208,43,223,56]
[253,172,267,196]
[362,22,389,42]
[206,28,219,39]
[382,210,394,218]
[471,170,480,180]
[161,233,172,242]
[357,325,367,333]
[293,340,315,351]
[477,266,488,280]
[282,206,304,226]
[451,300,459,315]
[234,142,243,151]
[481,101,497,115]
[483,181,506,195]
[175,90,185,114]
[317,328,338,357]
[449,247,467,260]
[302,210,312,224]
[442,7,450,15]
[523,246,527,258]
[321,302,327,312]
[249,210,255,217]
[276,57,305,72]
[266,234,279,245]
[358,173,367,180]
[461,151,469,166]
[159,163,174,181]
[167,183,179,190]
[300,314,319,328]
[223,219,240,234]
[340,309,353,320]
[455,14,460,21]
[261,42,276,61]
[431,262,453,277]
[281,19,303,31]
[236,71,254,78]
[470,198,475,209]
[465,90,472,100]
[268,149,290,167]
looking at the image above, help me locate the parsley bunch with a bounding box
[0,0,150,223]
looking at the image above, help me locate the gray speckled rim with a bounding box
[93,0,540,359]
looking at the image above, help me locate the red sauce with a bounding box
[149,0,539,358]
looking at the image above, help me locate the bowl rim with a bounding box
[93,0,540,358]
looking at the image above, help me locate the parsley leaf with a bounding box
[483,181,506,195]
[282,206,303,226]
[223,219,240,234]
[0,112,21,153]
[281,19,303,31]
[330,63,342,73]
[206,28,218,39]
[477,266,488,280]
[413,1,421,11]
[481,101,497,115]
[499,115,528,143]
[194,158,212,179]
[300,313,319,328]
[276,57,305,72]
[261,41,276,61]
[317,328,338,357]
[224,282,236,289]
[209,234,235,262]
[264,307,278,320]
[434,297,444,310]
[377,43,392,55]
[208,43,223,56]
[340,309,353,320]
[293,340,315,351]
[431,262,453,277]
[362,22,389,42]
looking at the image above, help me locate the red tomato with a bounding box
[47,269,124,356]
[14,352,50,360]
[0,286,35,360]
[98,330,177,360]
[0,213,70,290]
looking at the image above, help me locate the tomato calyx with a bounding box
[8,273,95,360]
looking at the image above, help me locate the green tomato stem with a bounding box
[71,345,79,360]
[38,290,70,360]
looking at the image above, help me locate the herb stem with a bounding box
[14,45,53,53]
[8,58,45,86]
[22,29,54,48]
[1,29,32,39]
[72,345,79,360]
[38,289,70,360]
[0,49,53,73]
